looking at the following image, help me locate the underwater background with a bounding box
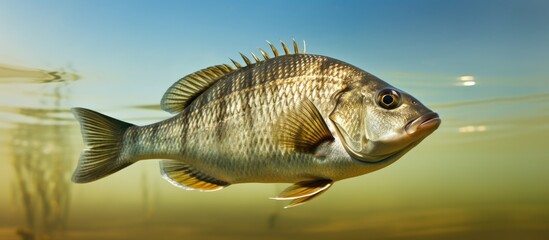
[0,0,548,239]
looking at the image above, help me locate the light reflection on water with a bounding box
[0,64,80,240]
[0,61,548,240]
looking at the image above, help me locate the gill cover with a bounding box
[329,87,371,162]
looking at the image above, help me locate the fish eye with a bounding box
[377,89,401,110]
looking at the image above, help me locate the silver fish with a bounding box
[72,40,441,208]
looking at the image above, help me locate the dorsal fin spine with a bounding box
[281,41,290,55]
[239,52,252,65]
[230,58,242,69]
[258,48,270,60]
[292,39,299,54]
[250,52,260,62]
[223,64,234,71]
[267,41,279,57]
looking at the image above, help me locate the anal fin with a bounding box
[160,160,230,192]
[271,179,333,208]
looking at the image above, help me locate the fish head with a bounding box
[329,77,441,164]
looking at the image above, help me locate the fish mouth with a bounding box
[351,113,440,165]
[405,112,441,135]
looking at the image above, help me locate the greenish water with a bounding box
[1,60,547,240]
[1,1,548,239]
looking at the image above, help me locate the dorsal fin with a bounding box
[161,40,306,113]
[292,39,300,54]
[239,53,252,65]
[281,41,290,55]
[250,52,260,62]
[160,64,234,113]
[267,41,279,57]
[229,58,242,69]
[228,40,304,68]
[258,48,270,60]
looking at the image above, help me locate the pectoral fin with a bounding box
[271,179,333,208]
[160,160,230,191]
[275,99,334,154]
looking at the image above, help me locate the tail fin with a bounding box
[71,107,135,183]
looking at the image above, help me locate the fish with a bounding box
[72,40,441,208]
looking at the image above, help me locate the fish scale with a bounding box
[71,40,440,208]
[126,55,352,182]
